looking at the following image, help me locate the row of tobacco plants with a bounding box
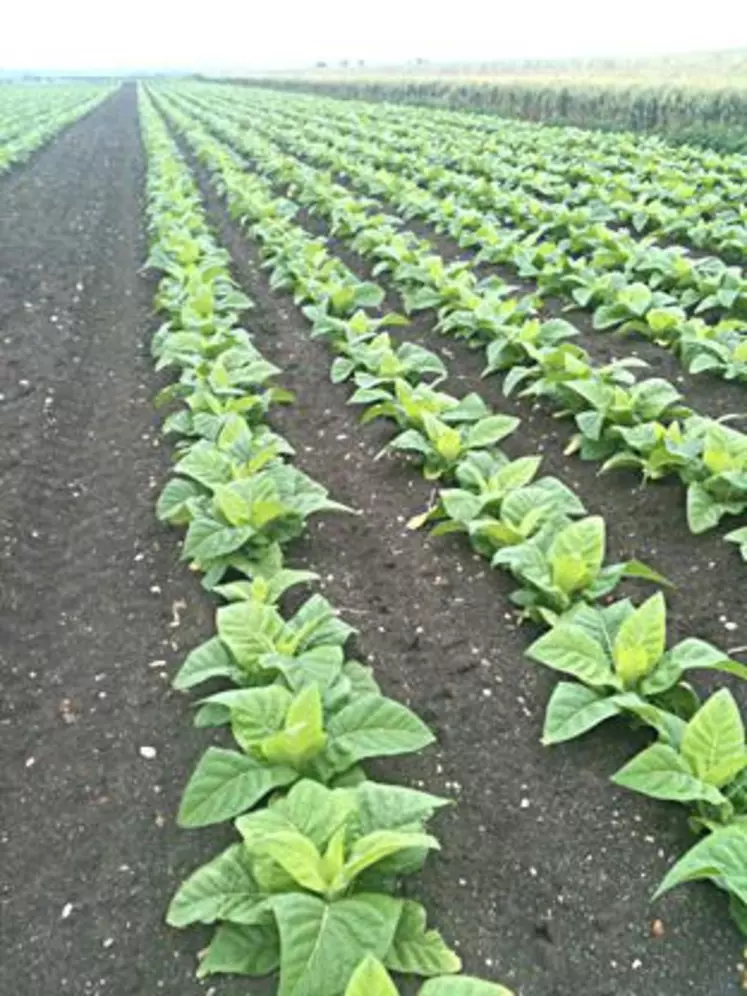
[138,87,513,996]
[152,85,747,959]
[191,83,747,398]
[0,83,112,174]
[159,84,747,563]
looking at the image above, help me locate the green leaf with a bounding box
[175,441,232,489]
[324,694,434,772]
[548,516,605,594]
[686,482,721,534]
[172,636,235,691]
[464,414,519,449]
[654,824,747,905]
[196,920,280,979]
[217,599,284,669]
[612,592,666,689]
[345,956,398,996]
[236,779,356,850]
[384,900,461,976]
[669,638,747,681]
[177,747,296,827]
[166,844,267,927]
[156,476,201,524]
[259,830,328,892]
[208,686,293,751]
[261,683,328,767]
[420,978,515,995]
[270,892,403,996]
[356,782,450,834]
[527,625,613,687]
[681,689,747,788]
[335,830,439,891]
[612,743,726,806]
[542,682,624,744]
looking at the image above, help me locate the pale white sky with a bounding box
[1,0,745,73]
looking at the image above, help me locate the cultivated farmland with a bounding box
[2,80,747,996]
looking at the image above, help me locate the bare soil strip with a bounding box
[0,86,227,996]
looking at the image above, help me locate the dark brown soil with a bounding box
[0,85,227,996]
[176,135,747,996]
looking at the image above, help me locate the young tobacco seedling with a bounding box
[168,780,457,991]
[177,671,433,826]
[350,378,490,432]
[384,411,519,481]
[612,689,747,828]
[409,450,586,559]
[528,593,747,744]
[173,590,355,693]
[494,515,666,625]
[330,333,447,389]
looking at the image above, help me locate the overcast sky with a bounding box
[1,0,745,72]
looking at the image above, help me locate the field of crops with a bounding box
[2,80,747,996]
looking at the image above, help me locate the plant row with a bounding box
[156,87,747,561]
[155,89,747,945]
[184,84,747,385]
[0,84,113,175]
[235,76,747,155]
[202,82,747,262]
[138,87,512,996]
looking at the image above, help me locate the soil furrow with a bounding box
[0,85,224,996]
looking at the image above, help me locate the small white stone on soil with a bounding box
[632,959,642,970]
[61,903,74,919]
[149,584,162,594]
[139,746,157,760]
[103,938,114,949]
[520,798,530,809]
[148,660,167,669]
[25,757,35,768]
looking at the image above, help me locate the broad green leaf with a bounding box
[214,484,253,526]
[205,686,292,752]
[345,956,398,996]
[217,600,285,669]
[464,414,519,449]
[654,824,747,905]
[258,830,328,893]
[356,782,450,834]
[526,625,613,687]
[542,682,623,744]
[681,689,747,788]
[172,636,234,691]
[156,476,201,524]
[237,779,357,850]
[175,441,232,489]
[270,891,403,996]
[669,638,747,681]
[197,920,280,978]
[166,844,267,927]
[384,900,461,976]
[612,743,726,806]
[177,747,296,827]
[334,830,439,890]
[612,592,666,688]
[324,694,434,772]
[686,482,721,534]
